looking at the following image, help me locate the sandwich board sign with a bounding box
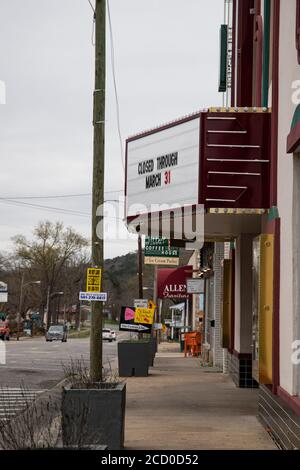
[134,307,155,325]
[119,306,153,334]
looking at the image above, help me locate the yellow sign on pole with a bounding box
[134,308,155,325]
[86,268,102,293]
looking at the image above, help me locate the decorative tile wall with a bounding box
[228,352,258,388]
[259,385,300,450]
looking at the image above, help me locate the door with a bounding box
[252,235,274,384]
[222,260,232,349]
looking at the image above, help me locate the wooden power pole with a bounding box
[90,0,106,382]
[138,234,143,299]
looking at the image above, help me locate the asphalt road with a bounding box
[0,332,127,390]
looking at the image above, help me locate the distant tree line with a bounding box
[0,221,89,329]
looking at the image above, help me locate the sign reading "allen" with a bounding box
[157,265,193,299]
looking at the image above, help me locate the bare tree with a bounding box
[11,221,89,325]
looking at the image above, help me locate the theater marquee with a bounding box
[125,116,201,218]
[125,108,271,239]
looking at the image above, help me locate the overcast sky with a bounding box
[0,0,223,259]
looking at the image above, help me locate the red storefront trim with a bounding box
[231,0,237,107]
[255,15,263,107]
[277,386,300,417]
[229,248,235,354]
[236,0,254,106]
[270,0,280,207]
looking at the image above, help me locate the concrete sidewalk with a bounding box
[125,342,277,450]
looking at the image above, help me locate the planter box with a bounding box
[118,341,151,377]
[62,382,126,451]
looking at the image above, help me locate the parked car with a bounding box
[102,328,113,342]
[0,321,10,341]
[46,324,67,342]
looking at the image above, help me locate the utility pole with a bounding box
[153,265,158,340]
[46,285,51,330]
[90,0,105,382]
[137,233,143,340]
[138,234,143,299]
[45,286,51,330]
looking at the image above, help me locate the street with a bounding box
[0,334,124,390]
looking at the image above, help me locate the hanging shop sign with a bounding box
[144,237,179,266]
[119,306,153,334]
[157,265,193,299]
[186,278,205,294]
[86,268,102,293]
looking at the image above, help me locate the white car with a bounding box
[102,328,113,342]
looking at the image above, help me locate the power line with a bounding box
[0,199,90,218]
[0,198,125,219]
[88,0,95,13]
[0,194,91,200]
[107,0,125,174]
[0,188,124,200]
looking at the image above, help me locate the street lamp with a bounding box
[17,276,41,341]
[45,288,64,330]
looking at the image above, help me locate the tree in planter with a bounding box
[61,359,126,450]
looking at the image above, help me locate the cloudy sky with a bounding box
[0,0,223,259]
